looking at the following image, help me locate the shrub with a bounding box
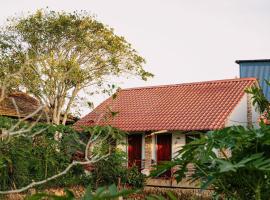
[0,116,89,191]
[91,150,145,189]
[153,123,270,200]
[127,166,146,189]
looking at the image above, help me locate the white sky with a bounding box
[0,0,270,115]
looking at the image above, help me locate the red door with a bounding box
[128,134,142,169]
[157,134,172,178]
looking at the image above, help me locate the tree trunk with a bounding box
[52,98,60,125]
[62,86,80,125]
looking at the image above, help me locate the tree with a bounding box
[0,9,153,124]
[0,58,127,195]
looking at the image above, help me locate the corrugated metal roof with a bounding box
[236,59,270,64]
[238,60,270,100]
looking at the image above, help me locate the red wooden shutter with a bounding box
[128,134,142,169]
[157,134,172,177]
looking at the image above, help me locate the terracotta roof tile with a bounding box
[75,78,257,131]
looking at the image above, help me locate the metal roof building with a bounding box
[236,59,270,100]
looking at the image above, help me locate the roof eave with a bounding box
[236,59,270,64]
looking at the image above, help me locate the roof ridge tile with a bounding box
[120,78,257,91]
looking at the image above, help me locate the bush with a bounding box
[91,150,145,189]
[127,166,145,188]
[154,123,270,200]
[0,116,142,193]
[0,116,90,191]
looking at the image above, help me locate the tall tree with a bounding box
[0,9,153,124]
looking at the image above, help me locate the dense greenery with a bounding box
[26,184,136,200]
[0,116,133,193]
[0,116,89,191]
[0,9,153,124]
[0,115,145,196]
[91,150,145,189]
[153,123,270,200]
[245,83,270,119]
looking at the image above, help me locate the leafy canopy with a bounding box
[0,9,153,124]
[152,123,270,200]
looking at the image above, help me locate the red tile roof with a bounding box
[75,78,257,132]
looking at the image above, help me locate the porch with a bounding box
[117,131,199,188]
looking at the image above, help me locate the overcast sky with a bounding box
[0,0,269,114]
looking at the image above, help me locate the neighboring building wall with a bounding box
[226,93,259,127]
[239,61,270,100]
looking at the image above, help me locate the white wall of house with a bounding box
[251,99,260,128]
[226,93,248,126]
[226,93,259,127]
[172,132,185,159]
[142,133,145,160]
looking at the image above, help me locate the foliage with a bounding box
[0,116,87,191]
[126,165,146,189]
[0,116,126,192]
[245,83,270,117]
[26,186,210,200]
[26,185,182,200]
[91,150,145,189]
[0,9,153,124]
[143,188,211,200]
[145,191,177,200]
[26,184,135,200]
[90,150,126,188]
[152,123,270,200]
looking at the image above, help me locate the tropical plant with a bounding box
[145,191,177,200]
[26,184,135,200]
[0,115,125,194]
[245,83,270,118]
[126,165,146,189]
[152,123,270,200]
[26,185,181,200]
[0,9,153,124]
[90,149,145,189]
[0,116,87,191]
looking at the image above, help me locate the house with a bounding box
[0,91,41,119]
[75,77,260,184]
[0,91,78,124]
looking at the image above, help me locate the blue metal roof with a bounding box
[238,60,270,100]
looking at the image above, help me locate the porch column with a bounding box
[142,133,153,175]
